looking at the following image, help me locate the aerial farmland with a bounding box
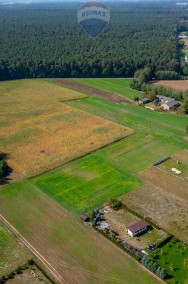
[0,76,187,284]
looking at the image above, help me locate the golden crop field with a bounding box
[0,79,133,177]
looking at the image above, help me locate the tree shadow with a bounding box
[165,274,173,280]
[0,152,14,186]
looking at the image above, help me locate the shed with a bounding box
[139,97,150,104]
[80,214,90,222]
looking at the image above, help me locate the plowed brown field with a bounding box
[151,80,188,91]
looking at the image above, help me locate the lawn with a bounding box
[158,157,188,180]
[151,239,188,284]
[0,221,32,276]
[74,78,142,100]
[103,207,168,250]
[33,155,142,214]
[0,79,132,177]
[0,181,160,284]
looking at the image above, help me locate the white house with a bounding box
[127,220,149,237]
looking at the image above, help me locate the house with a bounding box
[80,214,90,222]
[127,220,149,237]
[161,100,180,111]
[156,95,175,104]
[139,97,150,104]
[156,95,180,110]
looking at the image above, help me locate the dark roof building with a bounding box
[161,100,180,110]
[139,97,150,104]
[80,214,90,222]
[127,220,149,237]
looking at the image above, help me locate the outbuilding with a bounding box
[80,214,90,222]
[161,100,180,111]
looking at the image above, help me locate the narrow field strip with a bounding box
[52,79,133,103]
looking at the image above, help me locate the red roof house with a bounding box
[127,220,149,237]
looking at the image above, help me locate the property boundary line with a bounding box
[0,214,64,284]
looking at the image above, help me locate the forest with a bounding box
[0,1,187,80]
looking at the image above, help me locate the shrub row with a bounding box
[0,259,54,284]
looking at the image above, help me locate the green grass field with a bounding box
[0,221,32,276]
[158,158,188,180]
[68,92,187,176]
[152,239,188,284]
[74,78,141,100]
[0,181,160,284]
[33,155,142,214]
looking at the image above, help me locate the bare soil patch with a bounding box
[7,265,51,284]
[173,149,188,164]
[122,167,188,244]
[151,80,188,91]
[52,78,133,104]
[140,167,188,200]
[184,39,188,45]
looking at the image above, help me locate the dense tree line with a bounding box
[130,68,188,113]
[0,154,7,178]
[0,2,187,80]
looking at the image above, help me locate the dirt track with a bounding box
[52,79,133,104]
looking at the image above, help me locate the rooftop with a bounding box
[127,220,149,234]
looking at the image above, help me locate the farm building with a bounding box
[156,95,180,110]
[139,97,150,104]
[161,100,180,111]
[80,214,90,222]
[156,95,174,103]
[127,220,149,237]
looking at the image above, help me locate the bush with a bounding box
[109,199,123,211]
[28,259,35,265]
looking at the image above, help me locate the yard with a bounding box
[5,264,51,284]
[0,181,160,284]
[151,239,188,284]
[0,79,132,177]
[157,157,188,181]
[122,167,188,244]
[101,206,168,250]
[33,155,142,214]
